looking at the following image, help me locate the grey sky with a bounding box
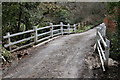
[0,0,120,2]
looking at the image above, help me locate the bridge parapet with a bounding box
[95,23,110,71]
[3,22,77,52]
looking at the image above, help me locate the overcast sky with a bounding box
[0,0,120,2]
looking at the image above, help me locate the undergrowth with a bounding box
[0,46,12,63]
[76,25,93,33]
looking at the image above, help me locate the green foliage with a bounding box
[2,2,70,47]
[2,2,106,51]
[107,2,120,60]
[107,2,118,14]
[2,2,39,44]
[36,3,70,25]
[0,47,12,62]
[76,25,93,33]
[2,2,70,33]
[55,9,70,23]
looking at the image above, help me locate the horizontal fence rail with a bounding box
[3,22,77,52]
[96,23,110,71]
[3,30,35,39]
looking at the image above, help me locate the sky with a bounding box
[0,0,120,2]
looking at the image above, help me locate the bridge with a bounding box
[2,22,110,78]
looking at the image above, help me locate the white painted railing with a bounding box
[95,23,110,71]
[3,22,77,52]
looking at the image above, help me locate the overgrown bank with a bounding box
[106,2,120,61]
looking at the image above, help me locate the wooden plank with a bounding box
[97,46,105,71]
[53,33,61,37]
[34,36,60,48]
[3,30,34,39]
[4,36,35,48]
[63,29,68,31]
[37,26,51,31]
[64,32,69,33]
[37,36,51,43]
[73,24,76,33]
[104,39,110,68]
[96,27,101,51]
[60,22,63,35]
[37,31,51,37]
[7,32,11,51]
[50,23,53,38]
[98,23,106,37]
[33,26,38,43]
[63,25,69,27]
[97,40,106,61]
[98,31,107,47]
[68,23,70,34]
[63,32,71,34]
[11,42,35,52]
[93,43,96,51]
[53,25,60,27]
[53,29,60,33]
[100,23,106,37]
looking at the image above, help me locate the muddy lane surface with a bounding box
[3,28,96,78]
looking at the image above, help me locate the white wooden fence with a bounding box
[3,22,77,52]
[95,23,110,71]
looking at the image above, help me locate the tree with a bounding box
[2,2,70,45]
[107,2,120,60]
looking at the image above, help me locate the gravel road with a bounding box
[3,28,97,78]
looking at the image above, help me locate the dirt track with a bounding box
[3,28,97,78]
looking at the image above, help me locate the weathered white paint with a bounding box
[3,22,76,52]
[97,40,106,61]
[37,36,51,43]
[68,23,70,34]
[50,23,53,38]
[4,36,35,48]
[37,31,51,37]
[60,22,64,35]
[3,30,34,39]
[97,46,105,71]
[37,26,51,31]
[98,31,107,47]
[11,42,35,52]
[34,26,38,43]
[104,39,110,68]
[96,23,110,71]
[73,24,76,33]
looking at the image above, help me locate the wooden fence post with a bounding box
[33,26,38,43]
[7,32,11,51]
[73,24,76,33]
[104,39,110,68]
[94,27,100,51]
[99,23,105,37]
[68,23,70,34]
[50,23,53,37]
[60,22,63,35]
[103,23,106,37]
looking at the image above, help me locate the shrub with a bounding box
[0,47,12,62]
